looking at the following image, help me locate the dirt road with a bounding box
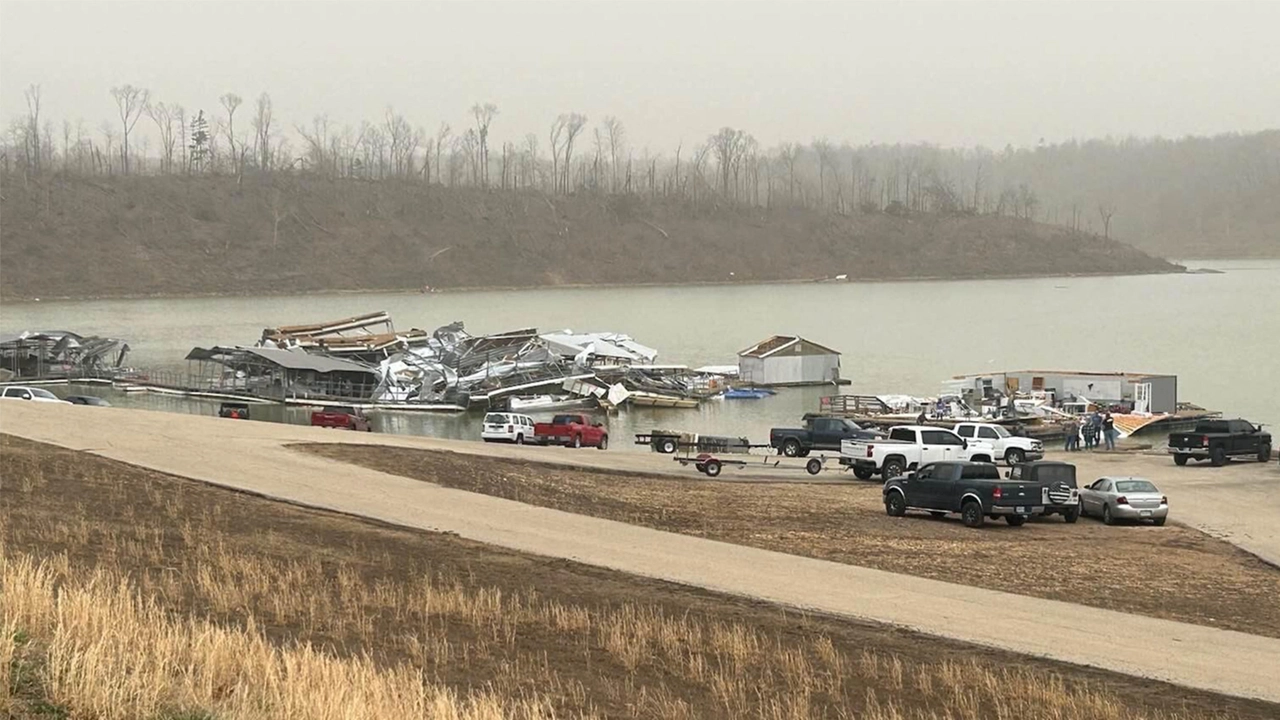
[4,402,1280,702]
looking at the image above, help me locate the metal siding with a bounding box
[1147,376,1177,414]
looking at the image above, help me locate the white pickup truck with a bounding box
[841,425,996,480]
[953,422,1044,466]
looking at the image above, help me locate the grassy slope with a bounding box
[0,174,1179,299]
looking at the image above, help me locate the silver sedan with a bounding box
[1079,476,1169,526]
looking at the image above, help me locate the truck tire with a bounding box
[882,457,906,480]
[1259,444,1272,463]
[1210,446,1226,467]
[782,439,802,457]
[1005,514,1027,527]
[885,491,906,517]
[853,467,875,480]
[961,501,984,528]
[805,458,822,475]
[659,438,677,454]
[1005,448,1025,466]
[703,459,722,477]
[1173,454,1188,466]
[573,434,582,449]
[598,435,609,451]
[1064,505,1081,524]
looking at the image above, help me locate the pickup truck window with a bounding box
[922,430,962,445]
[978,427,1000,440]
[1227,420,1257,434]
[1036,465,1077,484]
[889,428,916,442]
[961,464,1000,480]
[1009,466,1023,481]
[1196,421,1229,434]
[956,425,975,438]
[916,465,934,479]
[815,418,837,432]
[551,414,579,425]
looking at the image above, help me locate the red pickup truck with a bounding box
[310,405,373,432]
[534,413,608,449]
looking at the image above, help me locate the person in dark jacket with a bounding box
[1103,412,1117,450]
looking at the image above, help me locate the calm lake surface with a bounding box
[4,259,1277,450]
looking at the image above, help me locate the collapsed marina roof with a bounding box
[0,330,130,379]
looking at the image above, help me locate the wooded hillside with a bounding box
[0,174,1179,300]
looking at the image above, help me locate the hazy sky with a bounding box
[2,0,1277,153]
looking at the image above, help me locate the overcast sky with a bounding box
[2,0,1277,153]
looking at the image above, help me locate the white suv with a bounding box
[1,386,71,404]
[481,412,536,444]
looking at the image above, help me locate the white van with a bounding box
[481,412,536,444]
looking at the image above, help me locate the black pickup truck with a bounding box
[770,416,883,457]
[884,461,1046,528]
[1168,419,1272,466]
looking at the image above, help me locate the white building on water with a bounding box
[737,335,844,387]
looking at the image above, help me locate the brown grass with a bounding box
[4,434,1275,720]
[301,444,1280,638]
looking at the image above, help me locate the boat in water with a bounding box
[506,394,594,412]
[722,387,777,399]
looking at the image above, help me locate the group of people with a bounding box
[1064,411,1116,451]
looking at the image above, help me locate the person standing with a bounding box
[1103,412,1116,451]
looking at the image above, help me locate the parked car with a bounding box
[1006,460,1080,522]
[770,416,884,457]
[481,412,537,444]
[841,425,996,480]
[218,402,252,419]
[1168,419,1271,466]
[953,422,1044,465]
[66,395,111,407]
[1079,476,1169,526]
[310,405,372,431]
[534,413,608,449]
[1,386,71,404]
[883,461,1045,527]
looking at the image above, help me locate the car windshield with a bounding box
[1115,480,1158,493]
[1036,465,1077,485]
[31,388,60,400]
[991,425,1011,438]
[484,414,509,424]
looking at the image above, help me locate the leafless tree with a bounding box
[251,92,274,171]
[1098,202,1116,239]
[433,122,450,184]
[146,102,178,174]
[602,116,625,193]
[708,127,750,198]
[470,102,498,187]
[109,84,149,175]
[219,93,242,173]
[297,114,332,175]
[22,84,43,174]
[776,143,800,204]
[557,113,587,193]
[548,116,566,193]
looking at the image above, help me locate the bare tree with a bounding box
[433,122,450,184]
[776,143,800,204]
[1098,202,1116,239]
[251,92,274,171]
[708,127,750,198]
[22,84,43,174]
[146,102,178,174]
[548,116,566,193]
[109,84,149,175]
[559,113,587,193]
[470,102,498,187]
[602,116,625,193]
[219,92,242,173]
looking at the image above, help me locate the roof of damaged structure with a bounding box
[540,331,658,364]
[186,346,377,375]
[264,311,393,339]
[738,335,841,359]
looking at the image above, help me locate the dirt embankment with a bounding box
[0,174,1181,300]
[303,444,1280,638]
[5,434,1274,720]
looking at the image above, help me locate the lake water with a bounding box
[3,259,1277,450]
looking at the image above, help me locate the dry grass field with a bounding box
[304,444,1280,637]
[4,434,1277,720]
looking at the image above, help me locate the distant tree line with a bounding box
[4,83,1278,250]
